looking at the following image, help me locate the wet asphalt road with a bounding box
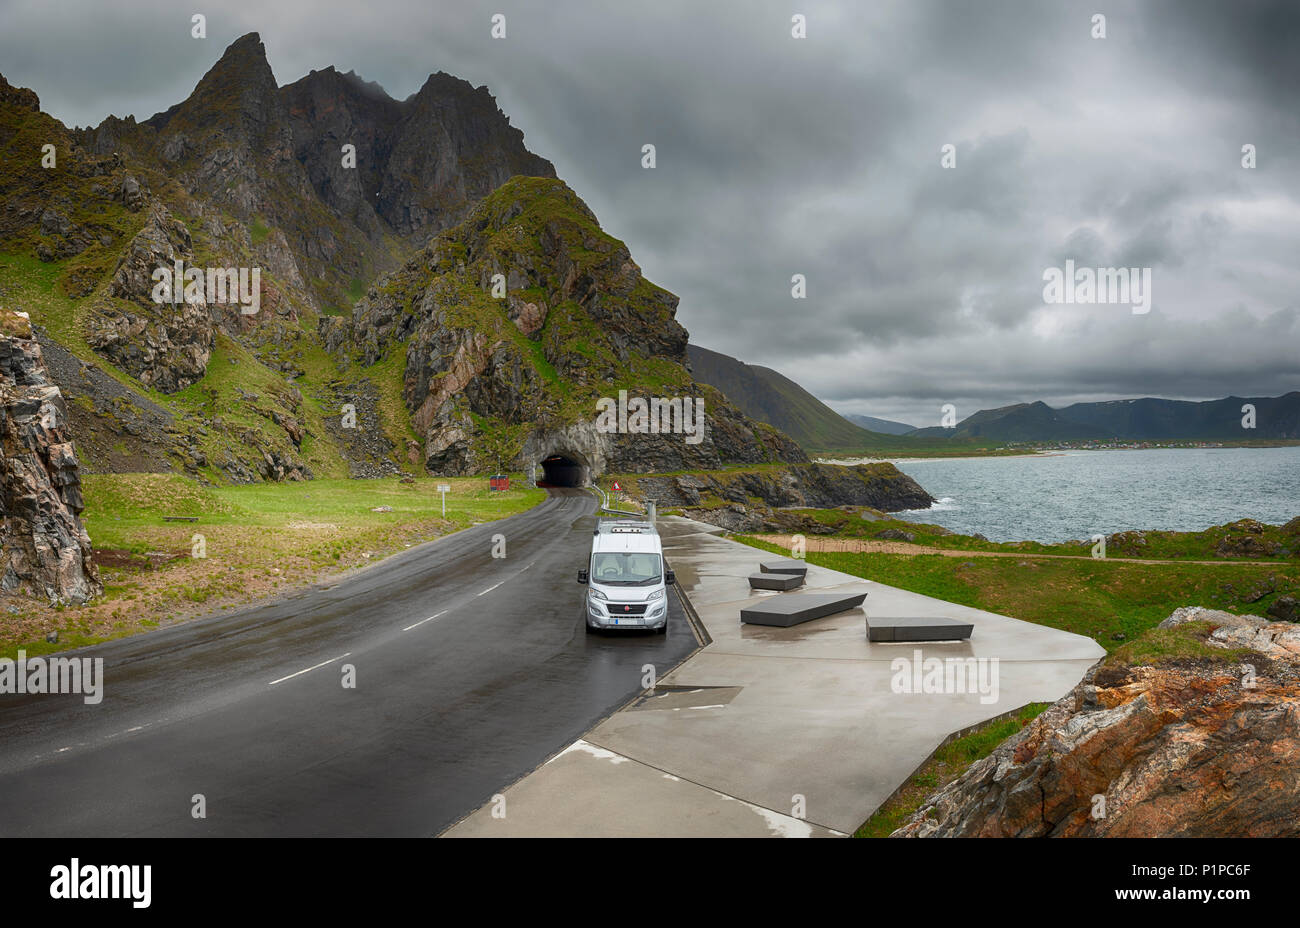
[0,488,698,836]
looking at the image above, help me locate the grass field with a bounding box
[1,473,545,659]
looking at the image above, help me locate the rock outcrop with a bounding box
[0,72,41,112]
[893,606,1300,837]
[0,310,101,604]
[638,462,933,512]
[339,176,808,476]
[85,203,214,393]
[1213,518,1285,558]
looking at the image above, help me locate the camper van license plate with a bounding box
[612,617,642,625]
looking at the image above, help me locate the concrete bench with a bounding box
[758,559,808,576]
[748,572,804,591]
[741,591,867,627]
[866,615,974,642]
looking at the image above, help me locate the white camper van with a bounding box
[577,519,674,633]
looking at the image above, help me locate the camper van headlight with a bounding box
[588,589,607,602]
[646,588,665,601]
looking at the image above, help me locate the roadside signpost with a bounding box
[437,483,450,517]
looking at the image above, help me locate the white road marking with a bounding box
[403,610,448,632]
[477,581,504,596]
[268,652,351,686]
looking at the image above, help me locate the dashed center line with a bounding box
[268,652,351,686]
[403,610,448,632]
[406,563,531,628]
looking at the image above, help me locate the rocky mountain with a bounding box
[329,177,805,475]
[686,344,891,451]
[910,393,1300,442]
[281,65,556,243]
[894,606,1300,837]
[0,35,805,487]
[0,309,100,604]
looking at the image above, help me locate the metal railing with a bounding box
[590,484,639,516]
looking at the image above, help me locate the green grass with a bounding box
[1107,620,1254,667]
[78,472,542,554]
[855,703,1050,837]
[248,217,271,245]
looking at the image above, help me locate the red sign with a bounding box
[612,481,622,491]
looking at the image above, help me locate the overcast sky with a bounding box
[2,0,1297,426]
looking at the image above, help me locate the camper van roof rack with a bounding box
[593,518,657,536]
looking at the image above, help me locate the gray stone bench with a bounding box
[741,591,867,627]
[866,615,974,642]
[758,559,808,576]
[748,572,804,591]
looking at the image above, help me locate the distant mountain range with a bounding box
[689,345,1299,449]
[911,395,1300,441]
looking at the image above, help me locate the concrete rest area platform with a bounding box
[444,517,1106,838]
[747,572,804,591]
[741,591,867,627]
[868,615,974,642]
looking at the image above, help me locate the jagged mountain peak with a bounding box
[205,31,274,82]
[145,32,278,134]
[300,65,394,102]
[412,70,487,98]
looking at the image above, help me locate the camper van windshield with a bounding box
[590,553,662,585]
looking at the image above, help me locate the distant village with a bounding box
[1009,440,1228,451]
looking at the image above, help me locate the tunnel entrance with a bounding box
[539,453,588,488]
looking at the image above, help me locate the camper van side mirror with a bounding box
[665,569,676,585]
[577,569,589,584]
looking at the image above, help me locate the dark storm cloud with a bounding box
[1,0,1296,426]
